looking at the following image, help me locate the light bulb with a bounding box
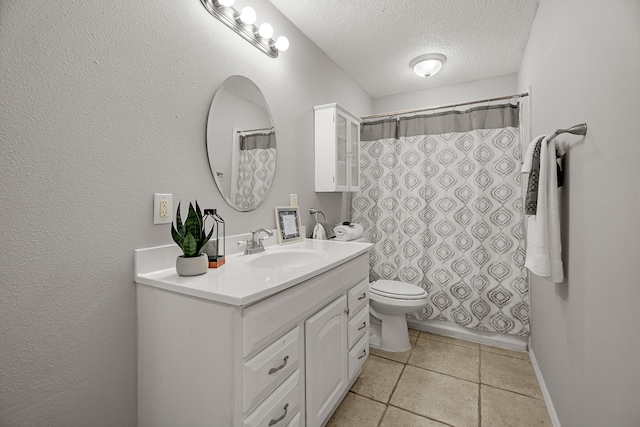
[238,6,256,25]
[216,0,235,6]
[274,36,289,52]
[258,23,274,39]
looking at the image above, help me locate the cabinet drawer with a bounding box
[243,370,301,427]
[243,254,369,357]
[347,306,369,349]
[244,327,300,413]
[285,413,300,427]
[347,279,369,316]
[348,334,369,381]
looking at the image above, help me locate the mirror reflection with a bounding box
[206,75,276,211]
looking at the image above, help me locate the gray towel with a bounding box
[525,137,543,215]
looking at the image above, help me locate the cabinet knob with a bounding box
[344,308,350,316]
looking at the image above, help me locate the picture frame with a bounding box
[274,206,304,245]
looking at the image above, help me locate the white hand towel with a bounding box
[524,135,564,283]
[312,223,327,240]
[333,223,364,241]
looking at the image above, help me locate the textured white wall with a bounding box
[372,73,518,114]
[519,1,640,426]
[0,1,371,425]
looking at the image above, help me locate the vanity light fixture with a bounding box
[200,0,289,58]
[410,53,446,77]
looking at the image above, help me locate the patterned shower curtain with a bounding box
[233,130,276,210]
[353,104,529,336]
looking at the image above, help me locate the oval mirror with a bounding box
[206,75,276,211]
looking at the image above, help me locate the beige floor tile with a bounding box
[481,385,553,426]
[481,344,529,360]
[418,331,479,349]
[350,355,404,403]
[369,334,417,363]
[409,337,479,382]
[481,351,543,398]
[369,346,412,364]
[408,328,420,337]
[390,365,478,427]
[380,406,449,427]
[326,392,386,427]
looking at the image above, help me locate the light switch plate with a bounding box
[154,193,172,224]
[289,194,298,207]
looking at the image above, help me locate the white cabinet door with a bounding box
[305,295,348,427]
[335,112,348,191]
[348,119,360,191]
[314,103,362,192]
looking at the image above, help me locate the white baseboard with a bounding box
[406,318,528,352]
[529,347,561,427]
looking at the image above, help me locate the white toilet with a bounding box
[345,236,429,352]
[368,279,429,352]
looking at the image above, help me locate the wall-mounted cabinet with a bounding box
[314,103,362,192]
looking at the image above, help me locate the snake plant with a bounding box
[171,201,214,257]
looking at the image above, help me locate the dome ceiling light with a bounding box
[410,53,446,77]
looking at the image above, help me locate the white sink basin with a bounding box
[249,249,327,269]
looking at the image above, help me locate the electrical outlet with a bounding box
[154,194,172,224]
[160,200,169,218]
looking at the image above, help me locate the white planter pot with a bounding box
[176,254,208,276]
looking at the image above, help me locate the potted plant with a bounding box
[171,201,214,276]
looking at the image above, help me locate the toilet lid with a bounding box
[370,280,427,300]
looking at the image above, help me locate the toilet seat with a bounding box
[370,280,427,300]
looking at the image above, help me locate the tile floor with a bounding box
[327,329,552,427]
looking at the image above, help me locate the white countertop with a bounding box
[134,239,372,306]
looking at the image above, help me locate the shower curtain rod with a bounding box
[236,126,274,134]
[361,92,529,121]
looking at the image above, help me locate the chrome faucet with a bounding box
[244,228,273,255]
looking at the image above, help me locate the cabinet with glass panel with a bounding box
[314,103,362,192]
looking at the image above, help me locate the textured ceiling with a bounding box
[269,0,540,99]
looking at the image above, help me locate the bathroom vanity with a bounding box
[135,239,371,427]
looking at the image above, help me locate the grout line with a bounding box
[387,360,408,405]
[386,402,458,427]
[349,390,388,405]
[405,361,480,386]
[478,349,482,427]
[367,352,409,365]
[481,383,546,401]
[417,332,481,351]
[375,404,388,427]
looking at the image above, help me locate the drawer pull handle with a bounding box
[358,349,367,360]
[357,293,367,301]
[357,321,367,331]
[268,356,289,375]
[268,403,289,426]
